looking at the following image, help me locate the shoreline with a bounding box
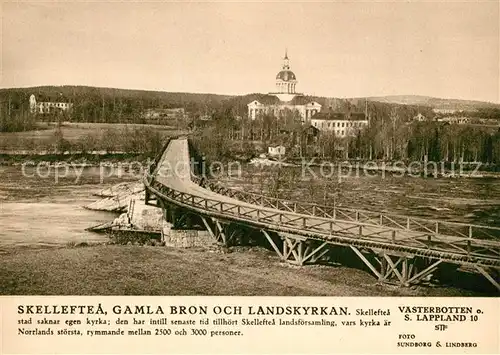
[2,152,500,176]
[0,152,153,166]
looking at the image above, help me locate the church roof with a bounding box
[33,93,71,103]
[289,96,319,105]
[249,94,322,106]
[312,112,367,121]
[312,112,345,121]
[350,112,368,120]
[276,70,296,81]
[249,94,281,105]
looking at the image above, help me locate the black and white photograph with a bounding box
[1,0,499,299]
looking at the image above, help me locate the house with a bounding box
[437,116,471,124]
[433,108,462,115]
[268,145,286,157]
[302,124,320,139]
[29,94,73,115]
[413,113,427,122]
[300,124,320,145]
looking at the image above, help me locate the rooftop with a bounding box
[312,112,367,121]
[32,93,71,103]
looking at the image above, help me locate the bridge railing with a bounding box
[201,180,500,244]
[144,171,500,265]
[146,149,500,246]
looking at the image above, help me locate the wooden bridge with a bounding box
[143,138,500,291]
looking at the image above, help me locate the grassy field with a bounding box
[0,244,480,296]
[0,122,188,152]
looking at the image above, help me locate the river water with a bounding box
[1,164,499,249]
[0,165,138,249]
[222,164,500,227]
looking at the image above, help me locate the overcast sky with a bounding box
[1,1,499,102]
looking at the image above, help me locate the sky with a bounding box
[1,0,499,102]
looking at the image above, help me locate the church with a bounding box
[247,51,322,122]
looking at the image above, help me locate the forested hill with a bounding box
[364,95,500,111]
[0,85,234,113]
[2,86,499,122]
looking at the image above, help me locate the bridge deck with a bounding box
[147,138,500,269]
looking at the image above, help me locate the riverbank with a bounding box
[0,152,154,166]
[0,122,188,166]
[0,244,481,296]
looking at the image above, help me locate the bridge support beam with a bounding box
[282,236,305,265]
[269,234,330,266]
[262,230,283,259]
[199,217,254,247]
[303,241,330,264]
[350,246,447,287]
[157,199,168,221]
[199,216,232,245]
[172,212,193,229]
[145,187,159,207]
[475,266,500,291]
[378,255,446,286]
[350,246,382,280]
[200,216,219,243]
[213,219,227,245]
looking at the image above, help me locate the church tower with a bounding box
[274,49,298,101]
[248,50,321,120]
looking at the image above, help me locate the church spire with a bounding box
[283,48,290,70]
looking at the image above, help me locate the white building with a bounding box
[247,51,321,121]
[437,116,471,124]
[433,108,462,115]
[29,94,73,115]
[310,112,368,137]
[268,145,286,157]
[413,113,427,122]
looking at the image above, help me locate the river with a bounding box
[222,164,500,227]
[0,165,138,249]
[1,163,499,249]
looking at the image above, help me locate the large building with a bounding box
[247,51,369,137]
[310,112,368,137]
[29,94,73,115]
[247,51,322,121]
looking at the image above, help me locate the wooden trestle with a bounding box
[146,189,500,291]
